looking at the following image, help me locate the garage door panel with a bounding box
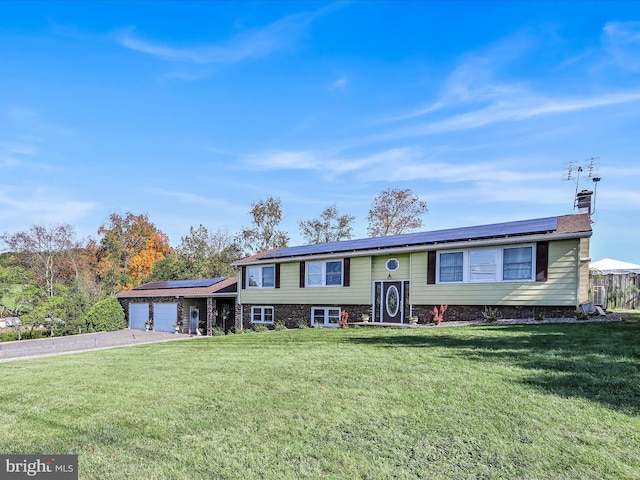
[129,303,149,330]
[153,303,178,332]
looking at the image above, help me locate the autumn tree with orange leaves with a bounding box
[97,212,172,292]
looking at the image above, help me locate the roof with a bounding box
[116,277,237,298]
[236,213,592,264]
[590,258,640,274]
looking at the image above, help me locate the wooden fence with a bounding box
[589,271,640,310]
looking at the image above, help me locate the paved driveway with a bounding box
[0,329,194,362]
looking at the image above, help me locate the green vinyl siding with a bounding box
[240,256,372,305]
[240,239,583,308]
[372,254,410,281]
[411,239,580,307]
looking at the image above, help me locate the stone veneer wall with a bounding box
[404,305,576,324]
[242,304,373,329]
[241,303,578,328]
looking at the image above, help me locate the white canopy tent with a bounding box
[590,258,640,275]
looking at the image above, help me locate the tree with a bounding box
[237,197,289,255]
[298,204,355,244]
[0,224,79,297]
[127,232,172,286]
[0,264,39,318]
[177,225,240,276]
[367,188,428,237]
[97,212,171,292]
[150,225,241,280]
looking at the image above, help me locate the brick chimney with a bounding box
[575,189,593,214]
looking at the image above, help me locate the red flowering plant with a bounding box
[339,310,349,328]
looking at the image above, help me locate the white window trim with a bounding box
[311,306,341,328]
[306,260,343,287]
[386,258,400,272]
[436,244,536,284]
[247,265,276,289]
[251,306,274,324]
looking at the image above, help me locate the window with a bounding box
[247,265,275,288]
[306,260,343,287]
[386,258,400,272]
[311,307,341,327]
[437,245,535,283]
[439,252,463,282]
[469,249,497,282]
[251,306,274,324]
[503,247,533,280]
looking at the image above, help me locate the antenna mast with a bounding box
[564,157,599,210]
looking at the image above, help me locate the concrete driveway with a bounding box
[0,329,194,362]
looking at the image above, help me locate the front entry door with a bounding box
[189,306,200,334]
[374,281,408,323]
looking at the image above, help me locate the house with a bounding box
[234,212,593,327]
[116,277,239,334]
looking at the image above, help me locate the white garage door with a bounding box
[129,303,149,330]
[153,303,178,332]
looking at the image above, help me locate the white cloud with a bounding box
[146,188,242,211]
[115,8,324,64]
[373,90,640,143]
[0,143,39,156]
[0,187,96,231]
[602,21,640,72]
[330,76,348,91]
[242,150,321,170]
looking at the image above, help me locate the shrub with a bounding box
[252,324,269,333]
[0,328,45,342]
[0,330,18,342]
[85,297,126,332]
[212,327,225,336]
[296,318,309,329]
[482,306,501,322]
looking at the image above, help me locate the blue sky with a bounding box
[1,1,639,263]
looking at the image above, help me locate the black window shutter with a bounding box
[427,251,436,285]
[343,258,350,287]
[241,266,246,289]
[299,261,305,288]
[275,264,281,289]
[536,242,549,282]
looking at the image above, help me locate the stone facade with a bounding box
[410,304,578,324]
[241,302,577,328]
[241,304,373,329]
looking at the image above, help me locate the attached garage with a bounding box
[129,303,149,330]
[117,277,238,335]
[153,303,178,332]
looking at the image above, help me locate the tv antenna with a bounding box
[564,157,600,209]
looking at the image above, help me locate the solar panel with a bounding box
[133,278,226,290]
[261,216,558,259]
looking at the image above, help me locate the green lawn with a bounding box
[1,321,639,479]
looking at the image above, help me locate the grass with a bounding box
[1,321,639,479]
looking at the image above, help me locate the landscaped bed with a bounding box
[1,320,639,479]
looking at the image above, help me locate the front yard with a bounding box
[1,321,639,479]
